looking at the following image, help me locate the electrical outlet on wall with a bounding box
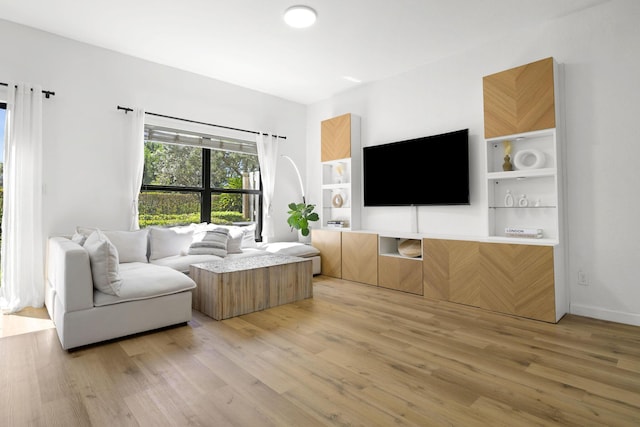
[578,270,589,286]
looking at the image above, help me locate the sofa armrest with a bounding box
[47,237,94,312]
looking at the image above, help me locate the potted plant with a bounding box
[287,202,319,237]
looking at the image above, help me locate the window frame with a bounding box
[140,140,263,240]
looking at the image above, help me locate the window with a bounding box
[139,125,262,239]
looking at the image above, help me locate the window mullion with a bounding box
[202,148,212,223]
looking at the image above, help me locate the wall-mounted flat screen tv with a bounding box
[363,128,469,206]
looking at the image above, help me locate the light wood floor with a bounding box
[0,306,54,338]
[1,276,640,426]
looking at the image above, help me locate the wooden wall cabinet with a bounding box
[483,57,556,138]
[321,113,354,162]
[311,229,342,278]
[342,232,378,286]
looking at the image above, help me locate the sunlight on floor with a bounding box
[0,307,54,338]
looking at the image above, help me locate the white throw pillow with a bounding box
[241,223,258,248]
[71,232,87,246]
[84,230,123,296]
[188,228,229,256]
[149,227,194,260]
[76,225,97,237]
[225,227,244,254]
[103,229,149,263]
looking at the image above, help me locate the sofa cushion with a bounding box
[93,262,196,307]
[226,248,271,260]
[188,228,229,256]
[150,249,270,274]
[258,241,321,258]
[149,227,194,260]
[84,230,123,296]
[103,229,149,263]
[75,227,149,263]
[150,254,224,274]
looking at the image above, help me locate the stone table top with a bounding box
[191,254,310,274]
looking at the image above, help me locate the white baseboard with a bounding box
[570,303,640,327]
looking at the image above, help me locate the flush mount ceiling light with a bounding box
[283,5,317,28]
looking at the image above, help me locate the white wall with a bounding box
[0,19,307,242]
[306,0,640,325]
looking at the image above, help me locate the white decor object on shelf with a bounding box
[398,239,422,258]
[504,189,514,207]
[514,148,545,169]
[518,194,529,207]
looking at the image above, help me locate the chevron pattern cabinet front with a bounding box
[321,113,352,162]
[422,238,557,323]
[311,229,342,278]
[483,57,556,138]
[342,232,378,286]
[423,238,450,300]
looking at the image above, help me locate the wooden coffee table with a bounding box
[189,255,313,320]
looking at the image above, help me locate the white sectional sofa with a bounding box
[45,223,320,350]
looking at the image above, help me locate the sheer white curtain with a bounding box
[256,133,279,241]
[128,108,145,230]
[1,83,45,313]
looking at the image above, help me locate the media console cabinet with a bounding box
[312,229,567,323]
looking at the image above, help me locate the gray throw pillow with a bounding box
[188,228,229,257]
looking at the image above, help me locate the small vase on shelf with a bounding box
[518,194,529,207]
[503,155,513,171]
[504,190,514,207]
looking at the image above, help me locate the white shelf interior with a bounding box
[485,128,560,242]
[379,236,423,260]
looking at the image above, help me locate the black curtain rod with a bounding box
[0,82,55,98]
[117,105,286,140]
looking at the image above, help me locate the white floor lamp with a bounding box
[281,155,306,204]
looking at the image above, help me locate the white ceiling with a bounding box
[0,0,607,105]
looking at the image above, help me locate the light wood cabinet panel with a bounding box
[378,256,423,295]
[423,238,450,300]
[478,242,518,315]
[510,245,555,322]
[321,113,352,162]
[483,57,556,138]
[311,229,342,278]
[448,240,481,307]
[422,238,557,322]
[478,243,555,321]
[342,232,378,286]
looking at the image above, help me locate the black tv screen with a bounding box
[363,129,469,206]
